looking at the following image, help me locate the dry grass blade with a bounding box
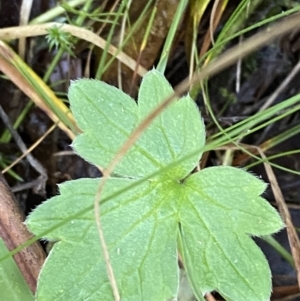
[92,12,300,298]
[259,59,300,112]
[19,0,33,59]
[257,148,300,290]
[0,23,147,77]
[200,0,228,57]
[2,124,57,175]
[0,41,76,139]
[94,205,120,301]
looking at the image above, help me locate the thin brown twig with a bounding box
[257,148,300,289]
[94,191,120,301]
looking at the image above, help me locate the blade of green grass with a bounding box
[156,0,189,73]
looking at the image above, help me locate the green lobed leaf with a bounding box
[27,178,179,300]
[26,69,284,301]
[69,69,204,179]
[178,167,283,300]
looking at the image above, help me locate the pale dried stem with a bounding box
[19,0,33,59]
[94,192,120,301]
[209,0,220,46]
[2,124,57,174]
[259,58,300,112]
[256,148,300,289]
[0,23,147,77]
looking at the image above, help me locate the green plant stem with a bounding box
[0,101,33,143]
[75,0,94,26]
[95,0,126,79]
[246,149,300,169]
[262,235,294,267]
[199,4,300,67]
[44,47,65,82]
[97,0,155,77]
[29,0,87,25]
[156,0,188,73]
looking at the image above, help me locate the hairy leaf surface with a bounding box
[26,70,283,301]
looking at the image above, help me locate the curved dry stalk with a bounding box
[92,12,300,299]
[257,148,300,290]
[0,23,147,77]
[94,200,120,301]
